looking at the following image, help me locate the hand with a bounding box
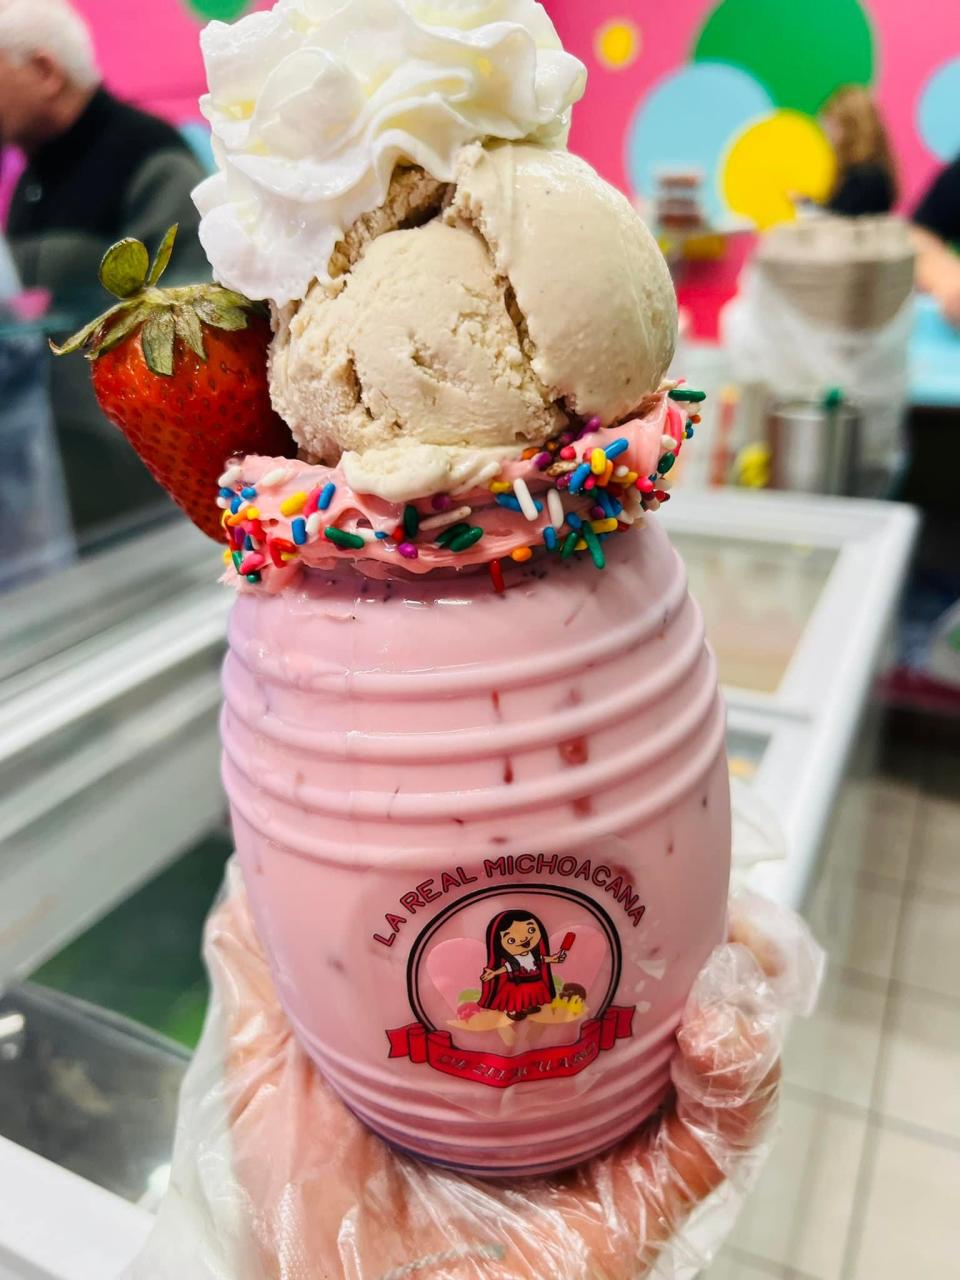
[912,225,960,328]
[175,880,802,1280]
[934,277,960,328]
[480,966,496,982]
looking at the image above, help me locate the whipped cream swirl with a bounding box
[194,0,586,305]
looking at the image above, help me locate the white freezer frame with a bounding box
[663,489,918,907]
[0,1137,151,1279]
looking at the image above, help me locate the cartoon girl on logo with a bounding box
[479,909,568,1021]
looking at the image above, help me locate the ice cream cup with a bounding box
[222,519,730,1176]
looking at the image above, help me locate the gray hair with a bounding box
[0,0,99,90]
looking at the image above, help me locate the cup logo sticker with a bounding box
[387,884,635,1088]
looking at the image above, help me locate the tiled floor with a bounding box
[704,727,960,1280]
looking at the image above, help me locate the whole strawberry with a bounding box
[53,226,295,541]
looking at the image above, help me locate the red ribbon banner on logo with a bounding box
[387,1006,635,1089]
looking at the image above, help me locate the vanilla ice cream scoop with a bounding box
[270,219,565,487]
[270,144,677,500]
[449,142,677,426]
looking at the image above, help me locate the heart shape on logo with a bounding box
[425,938,488,1013]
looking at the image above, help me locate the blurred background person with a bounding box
[0,0,207,538]
[820,85,897,217]
[912,154,960,327]
[0,225,75,589]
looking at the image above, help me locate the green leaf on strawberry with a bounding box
[51,225,295,542]
[99,237,150,299]
[147,224,179,288]
[141,308,177,376]
[52,224,268,367]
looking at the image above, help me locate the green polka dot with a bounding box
[693,0,874,114]
[187,0,251,21]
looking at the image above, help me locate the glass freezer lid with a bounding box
[0,520,223,696]
[670,532,838,694]
[726,726,770,781]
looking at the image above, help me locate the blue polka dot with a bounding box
[625,63,772,222]
[918,58,960,162]
[180,121,215,175]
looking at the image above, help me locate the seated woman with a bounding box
[821,85,897,217]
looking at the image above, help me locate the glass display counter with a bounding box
[664,490,917,905]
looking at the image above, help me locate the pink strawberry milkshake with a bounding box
[221,468,730,1176]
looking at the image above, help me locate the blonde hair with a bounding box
[0,0,99,90]
[823,85,897,201]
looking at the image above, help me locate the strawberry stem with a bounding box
[52,225,266,374]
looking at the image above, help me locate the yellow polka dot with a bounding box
[721,110,836,231]
[595,20,640,71]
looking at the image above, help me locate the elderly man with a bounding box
[0,0,208,533]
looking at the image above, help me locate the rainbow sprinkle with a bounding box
[421,505,472,533]
[280,491,307,517]
[325,527,365,550]
[449,527,484,553]
[436,522,471,548]
[568,462,592,495]
[668,387,706,403]
[581,522,605,570]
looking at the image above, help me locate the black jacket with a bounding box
[6,88,209,533]
[914,156,960,247]
[827,163,895,218]
[9,86,208,304]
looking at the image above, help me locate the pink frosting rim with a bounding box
[216,393,695,592]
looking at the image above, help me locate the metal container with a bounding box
[767,394,861,496]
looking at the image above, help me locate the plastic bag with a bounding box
[722,264,913,469]
[124,798,823,1280]
[0,326,76,590]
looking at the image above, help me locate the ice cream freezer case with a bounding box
[0,489,916,1277]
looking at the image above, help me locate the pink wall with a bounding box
[867,1,960,207]
[75,0,272,123]
[3,1,958,222]
[552,1,713,197]
[548,0,959,214]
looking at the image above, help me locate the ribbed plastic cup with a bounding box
[222,520,730,1176]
